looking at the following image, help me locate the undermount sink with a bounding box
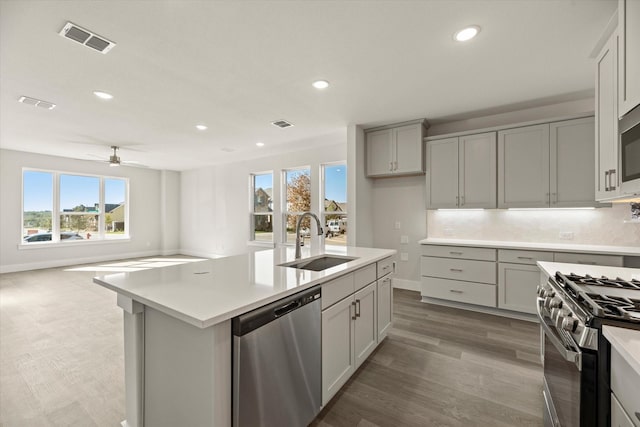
[279,255,357,271]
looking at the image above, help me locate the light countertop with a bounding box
[419,238,640,256]
[94,245,396,329]
[537,261,640,281]
[603,326,640,376]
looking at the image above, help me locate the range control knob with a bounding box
[536,285,545,297]
[561,316,578,333]
[543,289,556,299]
[549,297,563,309]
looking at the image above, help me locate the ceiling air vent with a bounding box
[58,22,116,54]
[271,119,294,129]
[18,96,56,110]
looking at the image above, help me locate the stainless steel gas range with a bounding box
[537,269,640,427]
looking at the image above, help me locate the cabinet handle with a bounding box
[389,161,393,172]
[449,268,463,272]
[517,256,533,260]
[551,193,557,204]
[449,289,463,294]
[609,169,616,191]
[351,301,357,320]
[456,196,459,207]
[449,251,463,255]
[577,261,597,265]
[394,161,398,171]
[355,299,361,317]
[604,170,610,191]
[460,195,465,206]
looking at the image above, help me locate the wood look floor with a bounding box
[1,259,543,427]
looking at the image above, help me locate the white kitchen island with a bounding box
[93,245,396,427]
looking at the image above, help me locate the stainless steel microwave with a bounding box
[620,104,640,195]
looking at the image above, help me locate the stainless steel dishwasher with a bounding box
[232,286,321,427]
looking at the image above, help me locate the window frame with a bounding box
[21,168,130,247]
[321,162,348,246]
[249,171,274,245]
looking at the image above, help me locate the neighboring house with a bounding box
[107,203,125,231]
[254,188,273,231]
[324,199,347,214]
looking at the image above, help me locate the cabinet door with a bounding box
[498,124,550,208]
[377,276,392,341]
[321,296,354,405]
[596,31,620,200]
[550,117,596,207]
[619,0,640,117]
[426,137,459,209]
[498,263,540,314]
[460,132,497,208]
[353,282,377,369]
[366,129,393,177]
[394,124,425,175]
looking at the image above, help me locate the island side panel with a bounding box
[144,307,231,427]
[118,294,145,427]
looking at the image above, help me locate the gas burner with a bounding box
[585,294,640,321]
[562,273,640,290]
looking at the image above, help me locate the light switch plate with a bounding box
[400,252,409,261]
[394,221,401,230]
[400,235,409,244]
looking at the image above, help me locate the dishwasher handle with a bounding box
[274,301,301,317]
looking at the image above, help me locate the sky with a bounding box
[23,171,126,212]
[254,164,347,203]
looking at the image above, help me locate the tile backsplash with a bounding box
[427,204,640,246]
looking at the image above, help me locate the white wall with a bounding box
[367,98,640,288]
[180,137,347,258]
[0,149,179,273]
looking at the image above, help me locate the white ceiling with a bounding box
[0,0,616,171]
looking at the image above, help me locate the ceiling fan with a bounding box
[89,146,147,168]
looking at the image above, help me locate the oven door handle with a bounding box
[536,299,582,371]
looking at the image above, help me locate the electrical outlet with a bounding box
[394,221,401,230]
[400,235,409,244]
[400,252,409,261]
[559,231,574,240]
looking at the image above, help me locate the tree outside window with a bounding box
[284,168,311,243]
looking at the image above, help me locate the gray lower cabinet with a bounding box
[321,258,393,406]
[421,244,626,315]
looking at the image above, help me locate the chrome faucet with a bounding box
[295,212,323,259]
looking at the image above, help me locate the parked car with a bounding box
[23,232,84,242]
[325,219,346,237]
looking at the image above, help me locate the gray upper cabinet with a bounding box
[498,124,551,208]
[426,132,496,209]
[619,0,640,117]
[595,29,620,200]
[366,121,427,177]
[498,117,595,208]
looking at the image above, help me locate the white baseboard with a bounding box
[392,278,421,292]
[1,250,160,274]
[178,248,225,259]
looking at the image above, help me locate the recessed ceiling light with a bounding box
[312,80,330,89]
[454,26,480,42]
[195,124,207,131]
[93,91,113,100]
[256,142,265,147]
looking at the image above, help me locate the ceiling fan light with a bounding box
[93,91,114,100]
[454,26,480,42]
[109,162,120,167]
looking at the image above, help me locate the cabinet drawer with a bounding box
[377,257,393,279]
[322,273,354,310]
[421,245,496,261]
[611,393,637,427]
[498,249,554,265]
[553,252,623,267]
[421,256,496,284]
[354,264,376,292]
[421,277,496,307]
[611,347,640,426]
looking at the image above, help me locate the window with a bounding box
[284,168,311,243]
[22,169,128,244]
[322,163,347,246]
[250,172,273,242]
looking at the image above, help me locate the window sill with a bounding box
[18,237,131,250]
[247,241,276,248]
